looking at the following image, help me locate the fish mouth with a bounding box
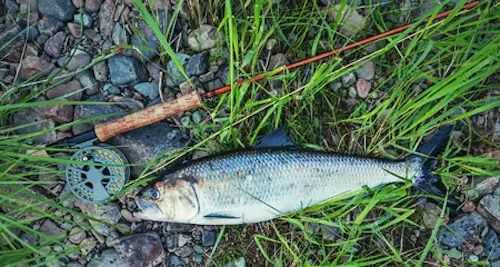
[133,197,166,221]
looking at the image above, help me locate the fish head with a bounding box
[133,175,200,223]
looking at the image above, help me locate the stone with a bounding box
[166,255,186,267]
[72,0,83,8]
[188,25,223,52]
[129,22,160,60]
[180,116,191,126]
[46,81,83,101]
[38,17,63,36]
[266,38,278,51]
[462,201,476,213]
[0,23,24,61]
[166,53,191,86]
[348,86,357,98]
[74,13,93,28]
[76,202,120,236]
[64,49,91,71]
[202,231,215,247]
[76,70,99,95]
[186,51,209,76]
[199,71,215,83]
[40,219,63,237]
[112,24,128,46]
[191,110,202,124]
[44,32,66,58]
[204,78,224,91]
[108,55,149,86]
[108,96,144,111]
[341,73,356,86]
[87,249,127,267]
[467,177,499,198]
[21,232,39,246]
[422,202,448,229]
[447,248,462,259]
[69,227,86,244]
[43,104,74,123]
[177,245,193,258]
[72,94,122,135]
[356,79,371,99]
[484,230,500,261]
[99,0,116,37]
[438,212,487,248]
[80,237,97,255]
[39,0,76,22]
[67,23,83,38]
[20,56,55,81]
[355,61,375,80]
[326,4,366,37]
[11,106,58,145]
[480,195,500,222]
[93,61,108,82]
[103,83,121,95]
[224,257,246,267]
[134,81,160,100]
[112,232,166,267]
[328,81,343,92]
[121,209,140,223]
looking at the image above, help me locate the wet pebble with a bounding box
[484,229,500,260]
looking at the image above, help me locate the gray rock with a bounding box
[423,202,448,229]
[11,106,57,145]
[438,212,487,248]
[480,195,500,222]
[76,202,120,236]
[5,0,19,16]
[73,13,93,28]
[112,232,166,267]
[19,56,55,81]
[192,110,202,124]
[166,255,186,267]
[108,56,149,86]
[46,80,83,101]
[120,209,140,223]
[85,0,103,13]
[72,94,123,135]
[268,53,289,70]
[67,22,83,38]
[484,230,500,261]
[180,116,191,127]
[112,24,128,46]
[186,51,209,76]
[43,104,74,123]
[328,81,342,92]
[188,25,223,52]
[224,257,246,267]
[129,22,160,60]
[93,61,108,82]
[447,248,462,259]
[76,70,99,95]
[199,71,215,83]
[326,4,365,37]
[103,83,121,95]
[202,231,215,247]
[99,0,116,37]
[87,249,127,267]
[102,40,113,50]
[63,49,91,72]
[44,32,66,58]
[467,177,499,198]
[204,78,224,91]
[134,81,160,100]
[177,245,193,258]
[69,227,87,244]
[21,232,39,246]
[40,219,63,237]
[341,73,356,86]
[38,17,62,36]
[39,0,76,22]
[108,96,144,111]
[355,61,375,80]
[356,79,372,99]
[80,237,97,255]
[166,53,191,86]
[348,86,357,98]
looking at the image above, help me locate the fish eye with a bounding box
[150,188,160,200]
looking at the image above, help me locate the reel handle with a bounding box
[95,91,201,142]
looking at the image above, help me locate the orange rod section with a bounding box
[202,1,479,98]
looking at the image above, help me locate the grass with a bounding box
[0,0,499,266]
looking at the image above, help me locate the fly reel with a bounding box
[65,145,129,203]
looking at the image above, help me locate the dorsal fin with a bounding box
[253,128,297,148]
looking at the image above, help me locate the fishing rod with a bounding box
[29,1,479,203]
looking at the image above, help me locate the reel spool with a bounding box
[66,145,129,203]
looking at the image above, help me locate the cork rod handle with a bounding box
[95,91,202,142]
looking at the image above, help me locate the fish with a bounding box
[133,127,452,225]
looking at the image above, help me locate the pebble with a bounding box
[192,150,209,160]
[43,104,74,123]
[199,71,215,83]
[72,0,83,8]
[109,96,145,111]
[224,257,246,267]
[38,17,63,36]
[112,24,128,46]
[76,202,120,236]
[188,25,224,52]
[266,38,278,51]
[86,249,127,267]
[99,0,116,37]
[473,244,484,256]
[103,83,121,95]
[20,56,55,81]
[120,209,140,223]
[46,80,83,101]
[480,194,500,223]
[112,232,166,267]
[166,255,186,267]
[134,81,160,100]
[448,248,462,259]
[84,29,102,42]
[469,255,479,262]
[191,110,202,124]
[178,234,190,248]
[44,32,66,58]
[341,73,356,86]
[69,227,87,244]
[202,231,216,247]
[462,201,476,212]
[39,0,76,22]
[91,229,106,244]
[438,212,487,248]
[180,116,191,127]
[40,219,63,237]
[93,61,108,82]
[204,78,224,91]
[74,13,93,28]
[166,53,191,86]
[67,22,83,38]
[326,4,365,37]
[322,225,340,242]
[76,70,99,95]
[194,253,203,263]
[186,51,209,76]
[355,79,372,99]
[177,245,194,258]
[65,49,91,71]
[108,55,149,86]
[355,61,375,80]
[484,230,500,261]
[348,86,357,98]
[467,177,499,198]
[328,81,343,92]
[129,22,160,59]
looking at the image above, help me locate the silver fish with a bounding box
[134,127,451,225]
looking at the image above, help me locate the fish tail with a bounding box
[409,125,453,198]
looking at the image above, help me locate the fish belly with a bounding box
[186,149,418,224]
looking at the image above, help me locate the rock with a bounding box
[180,116,191,126]
[356,79,371,99]
[20,56,55,81]
[99,0,116,37]
[199,71,215,83]
[202,231,215,247]
[38,17,63,36]
[447,248,462,259]
[84,29,102,42]
[103,83,121,95]
[423,202,448,229]
[328,81,343,92]
[87,249,127,267]
[348,86,357,98]
[43,104,74,123]
[112,24,128,46]
[121,209,140,223]
[69,227,86,244]
[467,177,499,198]
[341,73,356,86]
[93,61,108,82]
[355,61,375,80]
[108,96,144,111]
[76,202,120,236]
[64,49,91,71]
[44,32,66,58]
[481,195,500,222]
[462,201,476,212]
[266,38,278,51]
[108,55,149,86]
[177,246,193,258]
[166,255,186,267]
[134,81,160,100]
[0,23,24,61]
[129,22,160,60]
[186,51,209,76]
[72,0,83,8]
[112,232,166,267]
[67,23,83,38]
[188,25,223,52]
[40,219,63,237]
[326,4,366,37]
[192,110,202,124]
[21,232,39,246]
[76,70,99,95]
[166,53,191,86]
[224,257,246,267]
[72,94,122,135]
[473,244,484,256]
[204,78,224,91]
[11,106,58,145]
[438,212,487,248]
[469,255,479,262]
[39,0,76,22]
[484,230,500,261]
[322,225,340,242]
[46,80,83,101]
[74,13,93,28]
[80,237,97,255]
